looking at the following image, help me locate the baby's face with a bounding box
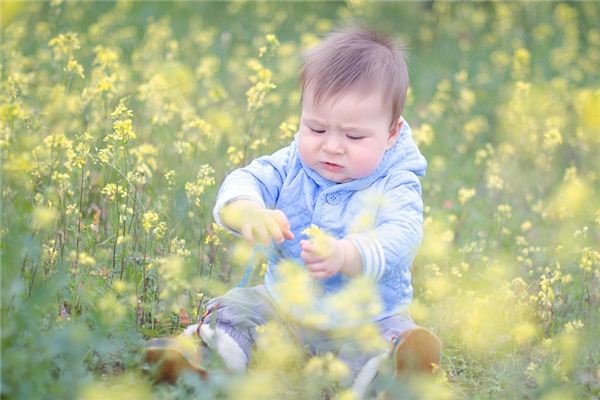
[298,88,400,183]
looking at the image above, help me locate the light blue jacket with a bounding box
[213,121,427,319]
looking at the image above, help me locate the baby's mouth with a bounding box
[321,161,343,171]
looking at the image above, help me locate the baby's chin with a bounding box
[318,170,355,183]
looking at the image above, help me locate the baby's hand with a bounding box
[221,200,294,245]
[241,208,294,245]
[300,236,346,280]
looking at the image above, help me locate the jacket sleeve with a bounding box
[346,174,424,280]
[213,145,291,227]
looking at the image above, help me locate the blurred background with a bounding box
[1,1,599,399]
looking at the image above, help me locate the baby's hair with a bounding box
[300,25,409,129]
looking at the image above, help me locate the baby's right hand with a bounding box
[220,200,294,245]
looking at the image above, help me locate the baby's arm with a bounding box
[300,174,423,280]
[347,176,424,281]
[214,146,294,245]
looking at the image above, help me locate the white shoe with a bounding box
[351,352,389,399]
[199,323,248,372]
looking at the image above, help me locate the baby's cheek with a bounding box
[297,137,317,167]
[351,150,382,178]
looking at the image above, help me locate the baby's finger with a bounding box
[301,240,321,254]
[309,269,331,280]
[301,250,324,264]
[305,263,324,274]
[265,217,284,244]
[241,223,255,245]
[253,224,269,245]
[271,210,295,240]
[271,209,291,229]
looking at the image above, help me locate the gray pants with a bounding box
[200,285,416,379]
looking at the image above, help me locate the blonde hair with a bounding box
[300,25,409,129]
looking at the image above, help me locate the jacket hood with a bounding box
[294,120,427,191]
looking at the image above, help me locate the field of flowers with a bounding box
[1,1,599,399]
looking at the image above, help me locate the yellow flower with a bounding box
[93,45,120,69]
[512,47,531,77]
[302,224,330,257]
[458,188,476,205]
[164,170,176,188]
[575,88,600,129]
[112,119,136,141]
[101,183,126,202]
[152,222,167,240]
[511,322,537,345]
[458,88,476,112]
[185,164,215,204]
[304,352,350,382]
[195,55,220,79]
[227,146,244,167]
[79,373,152,400]
[66,58,85,79]
[78,252,96,267]
[169,237,191,257]
[31,206,58,231]
[413,124,435,147]
[302,224,326,240]
[543,128,563,149]
[496,204,512,219]
[463,116,488,142]
[97,294,126,325]
[48,32,81,60]
[275,260,314,309]
[486,173,504,191]
[579,248,599,273]
[278,119,298,140]
[141,211,159,233]
[521,220,532,231]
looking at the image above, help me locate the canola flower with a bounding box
[302,224,330,257]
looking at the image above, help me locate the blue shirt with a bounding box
[213,121,427,320]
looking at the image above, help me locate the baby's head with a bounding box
[300,25,409,129]
[297,26,409,183]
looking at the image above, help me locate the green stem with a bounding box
[74,163,85,271]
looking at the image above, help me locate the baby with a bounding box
[145,25,441,397]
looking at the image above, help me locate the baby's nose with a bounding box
[322,135,344,153]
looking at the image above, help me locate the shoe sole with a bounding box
[144,337,206,383]
[394,327,442,374]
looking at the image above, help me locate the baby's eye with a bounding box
[310,127,326,134]
[346,135,364,141]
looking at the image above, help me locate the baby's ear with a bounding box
[386,117,403,148]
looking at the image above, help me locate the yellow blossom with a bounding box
[512,47,531,77]
[141,211,159,233]
[79,373,152,400]
[458,188,476,205]
[153,221,167,240]
[31,206,58,231]
[78,252,96,267]
[48,32,81,60]
[413,123,435,147]
[543,128,562,149]
[278,119,298,140]
[66,58,85,79]
[112,119,135,141]
[101,183,126,202]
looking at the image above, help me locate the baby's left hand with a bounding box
[300,236,346,279]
